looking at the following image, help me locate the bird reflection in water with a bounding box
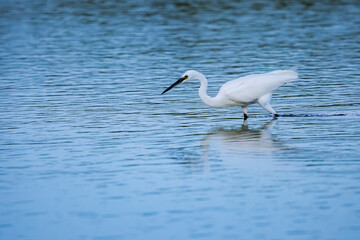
[201,119,285,168]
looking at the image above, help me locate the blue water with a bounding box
[1,0,360,239]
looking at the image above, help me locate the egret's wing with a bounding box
[219,74,261,93]
[220,70,298,103]
[266,70,298,78]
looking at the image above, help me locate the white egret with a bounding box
[162,69,298,119]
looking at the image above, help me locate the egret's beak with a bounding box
[161,76,186,95]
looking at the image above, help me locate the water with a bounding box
[1,0,360,239]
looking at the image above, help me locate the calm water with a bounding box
[1,0,360,239]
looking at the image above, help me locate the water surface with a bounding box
[1,0,360,239]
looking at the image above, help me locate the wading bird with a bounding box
[161,70,298,119]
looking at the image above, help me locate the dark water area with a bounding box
[1,0,360,239]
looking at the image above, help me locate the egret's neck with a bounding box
[197,73,222,108]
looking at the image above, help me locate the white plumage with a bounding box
[162,69,298,119]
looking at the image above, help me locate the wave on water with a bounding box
[253,110,360,118]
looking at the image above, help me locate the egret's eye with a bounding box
[184,75,188,79]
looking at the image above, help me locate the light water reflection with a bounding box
[199,119,285,174]
[202,119,283,155]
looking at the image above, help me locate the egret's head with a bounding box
[161,70,200,95]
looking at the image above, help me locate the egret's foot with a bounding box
[244,114,249,120]
[273,113,279,118]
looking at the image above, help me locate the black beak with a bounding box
[161,77,186,95]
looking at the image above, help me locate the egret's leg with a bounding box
[242,106,248,119]
[258,93,277,116]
